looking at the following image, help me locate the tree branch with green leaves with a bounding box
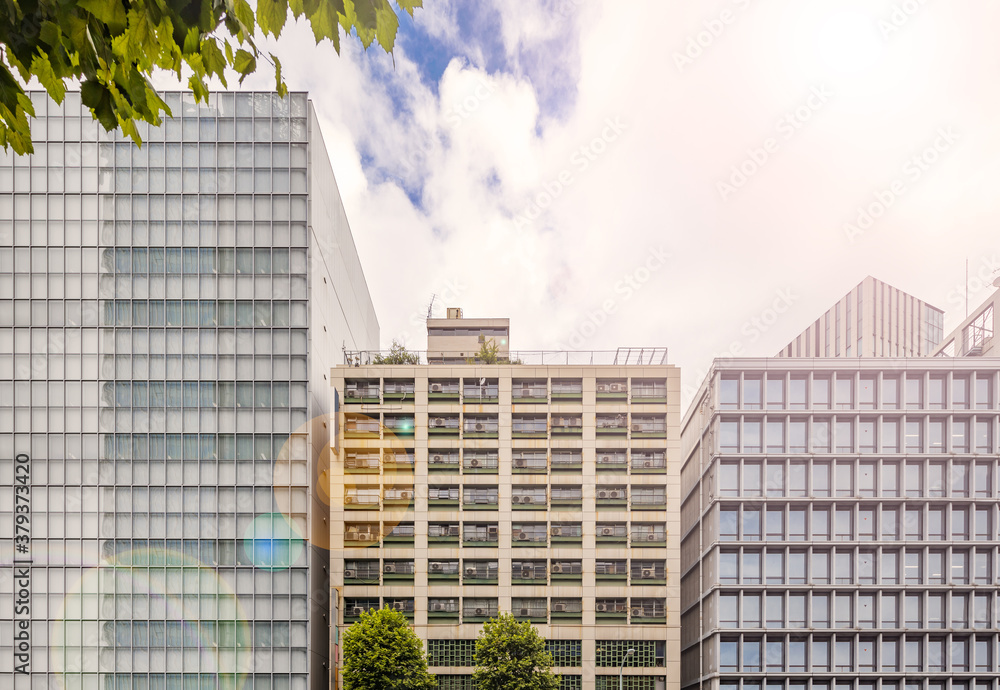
[0,0,422,153]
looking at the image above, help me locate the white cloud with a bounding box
[188,0,1000,407]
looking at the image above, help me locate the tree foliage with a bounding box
[342,606,436,690]
[0,0,422,153]
[473,613,560,690]
[372,339,421,364]
[466,336,522,365]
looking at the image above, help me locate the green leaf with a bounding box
[30,51,66,104]
[307,0,341,52]
[257,0,289,37]
[78,0,128,32]
[271,54,287,97]
[233,48,256,81]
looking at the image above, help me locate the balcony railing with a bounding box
[344,347,668,366]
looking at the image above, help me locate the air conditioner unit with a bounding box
[632,608,643,617]
[430,383,443,393]
[519,608,529,616]
[644,460,653,468]
[610,383,626,393]
[600,455,612,463]
[465,567,477,576]
[551,564,564,574]
[431,602,444,611]
[516,532,528,541]
[512,496,521,504]
[399,491,412,499]
[514,459,527,468]
[432,454,442,462]
[596,603,607,612]
[474,422,486,432]
[430,417,446,428]
[358,532,374,541]
[601,527,614,536]
[553,603,567,612]
[470,458,481,468]
[609,490,621,499]
[346,390,360,398]
[393,601,407,612]
[384,564,396,574]
[550,527,562,536]
[521,496,533,505]
[451,525,462,536]
[487,526,498,535]
[475,608,485,616]
[346,529,359,539]
[642,568,655,578]
[646,533,658,541]
[631,423,643,432]
[351,607,364,616]
[346,497,355,504]
[520,569,533,579]
[344,569,356,579]
[598,490,609,499]
[430,563,442,573]
[597,383,609,393]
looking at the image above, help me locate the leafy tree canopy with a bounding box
[342,606,436,690]
[372,339,421,364]
[0,0,422,153]
[473,613,560,690]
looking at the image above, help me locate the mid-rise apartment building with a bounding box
[0,91,379,690]
[777,276,944,358]
[681,357,1000,690]
[330,316,679,690]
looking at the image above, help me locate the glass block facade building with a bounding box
[329,361,681,690]
[681,358,1000,690]
[0,91,379,689]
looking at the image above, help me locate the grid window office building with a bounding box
[0,91,379,689]
[681,358,1000,690]
[330,323,681,690]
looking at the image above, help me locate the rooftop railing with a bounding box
[343,347,667,366]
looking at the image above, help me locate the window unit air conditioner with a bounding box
[632,608,643,617]
[520,569,533,579]
[646,533,658,541]
[351,607,365,616]
[430,383,443,393]
[432,454,442,463]
[384,564,396,574]
[515,532,528,541]
[431,602,444,612]
[601,527,614,536]
[393,601,406,612]
[400,491,413,499]
[344,569,356,579]
[553,603,567,612]
[550,527,562,537]
[514,459,527,468]
[470,458,481,468]
[631,423,643,432]
[430,563,442,573]
[598,490,609,499]
[600,455,612,464]
[474,422,486,432]
[551,564,564,574]
[465,567,477,576]
[596,603,608,612]
[475,608,485,616]
[642,568,655,578]
[644,460,654,468]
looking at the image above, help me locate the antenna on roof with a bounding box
[426,294,437,321]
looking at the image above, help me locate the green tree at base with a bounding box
[342,606,436,690]
[473,613,560,690]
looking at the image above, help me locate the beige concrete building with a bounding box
[426,308,511,363]
[776,276,944,358]
[328,322,680,690]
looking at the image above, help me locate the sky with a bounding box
[196,0,1000,405]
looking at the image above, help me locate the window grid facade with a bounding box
[332,367,680,690]
[682,361,1000,690]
